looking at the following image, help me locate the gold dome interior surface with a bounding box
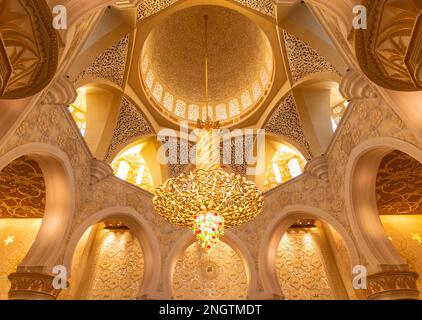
[141,5,274,122]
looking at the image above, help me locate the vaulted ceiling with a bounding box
[66,0,348,177]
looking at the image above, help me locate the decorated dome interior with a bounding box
[141,5,274,123]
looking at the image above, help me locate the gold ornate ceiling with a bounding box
[0,0,58,99]
[141,5,273,122]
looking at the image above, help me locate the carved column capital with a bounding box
[90,159,114,185]
[304,155,328,182]
[41,75,77,106]
[339,70,378,100]
[8,272,62,300]
[365,270,420,300]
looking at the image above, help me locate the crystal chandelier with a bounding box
[153,15,264,252]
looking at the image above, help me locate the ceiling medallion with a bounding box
[153,16,264,253]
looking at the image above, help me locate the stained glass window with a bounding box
[241,91,252,110]
[252,80,262,101]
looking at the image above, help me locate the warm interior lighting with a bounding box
[69,87,87,136]
[153,15,264,253]
[288,158,302,178]
[264,143,306,190]
[330,85,348,132]
[0,219,42,299]
[141,7,273,123]
[111,142,154,192]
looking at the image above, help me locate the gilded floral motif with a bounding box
[0,156,45,218]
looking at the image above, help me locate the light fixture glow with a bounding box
[153,16,264,253]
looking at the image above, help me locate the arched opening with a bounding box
[263,141,306,191]
[171,240,249,300]
[60,221,145,300]
[0,143,74,299]
[110,136,166,192]
[376,150,422,292]
[275,219,356,300]
[61,207,161,300]
[0,156,45,299]
[259,205,361,300]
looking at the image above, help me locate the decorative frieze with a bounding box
[365,270,419,300]
[8,272,63,300]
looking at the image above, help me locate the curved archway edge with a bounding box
[258,204,361,296]
[62,206,161,297]
[0,143,75,270]
[345,137,422,271]
[162,230,259,299]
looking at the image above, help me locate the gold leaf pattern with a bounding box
[0,219,42,299]
[0,156,45,218]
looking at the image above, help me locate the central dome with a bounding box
[141,5,273,123]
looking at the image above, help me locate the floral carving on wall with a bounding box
[86,228,144,300]
[275,228,335,300]
[264,94,312,158]
[172,242,248,300]
[0,156,45,218]
[105,96,154,162]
